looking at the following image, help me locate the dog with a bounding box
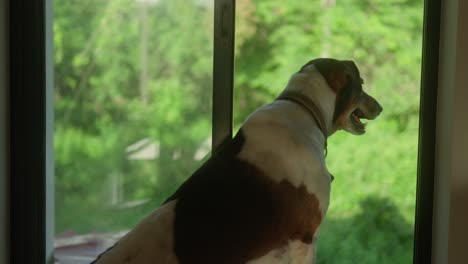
[92,58,383,264]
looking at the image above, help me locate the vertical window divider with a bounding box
[413,0,441,263]
[212,0,236,153]
[9,0,54,263]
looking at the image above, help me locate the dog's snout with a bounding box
[362,92,383,120]
[376,102,383,114]
[370,100,383,119]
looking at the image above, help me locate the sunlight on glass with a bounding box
[234,1,423,263]
[53,0,213,262]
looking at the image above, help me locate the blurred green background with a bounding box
[54,0,423,263]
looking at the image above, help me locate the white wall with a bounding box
[433,0,468,263]
[448,0,468,262]
[0,0,9,263]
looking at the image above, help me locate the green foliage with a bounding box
[316,118,418,263]
[54,0,423,262]
[317,196,414,264]
[54,0,213,233]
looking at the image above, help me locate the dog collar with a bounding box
[276,91,329,155]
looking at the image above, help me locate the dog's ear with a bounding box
[340,60,360,79]
[326,69,349,93]
[316,59,355,93]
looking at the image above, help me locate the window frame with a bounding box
[8,0,438,263]
[413,0,441,263]
[9,0,54,263]
[212,0,236,152]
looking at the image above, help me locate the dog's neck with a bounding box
[278,66,337,137]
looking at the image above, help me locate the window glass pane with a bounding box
[234,1,423,263]
[53,0,213,262]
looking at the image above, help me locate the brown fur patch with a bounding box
[168,131,322,264]
[327,71,348,93]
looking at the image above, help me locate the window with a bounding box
[8,0,440,263]
[52,0,216,262]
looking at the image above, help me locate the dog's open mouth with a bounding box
[350,108,368,131]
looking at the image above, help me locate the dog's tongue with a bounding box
[352,111,367,127]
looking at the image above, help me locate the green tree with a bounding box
[54,0,213,233]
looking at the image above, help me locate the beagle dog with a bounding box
[92,58,383,264]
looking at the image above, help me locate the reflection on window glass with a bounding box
[234,1,423,263]
[53,0,213,262]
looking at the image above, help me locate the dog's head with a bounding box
[299,58,383,135]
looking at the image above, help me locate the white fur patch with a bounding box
[93,201,178,264]
[247,239,316,264]
[246,247,289,264]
